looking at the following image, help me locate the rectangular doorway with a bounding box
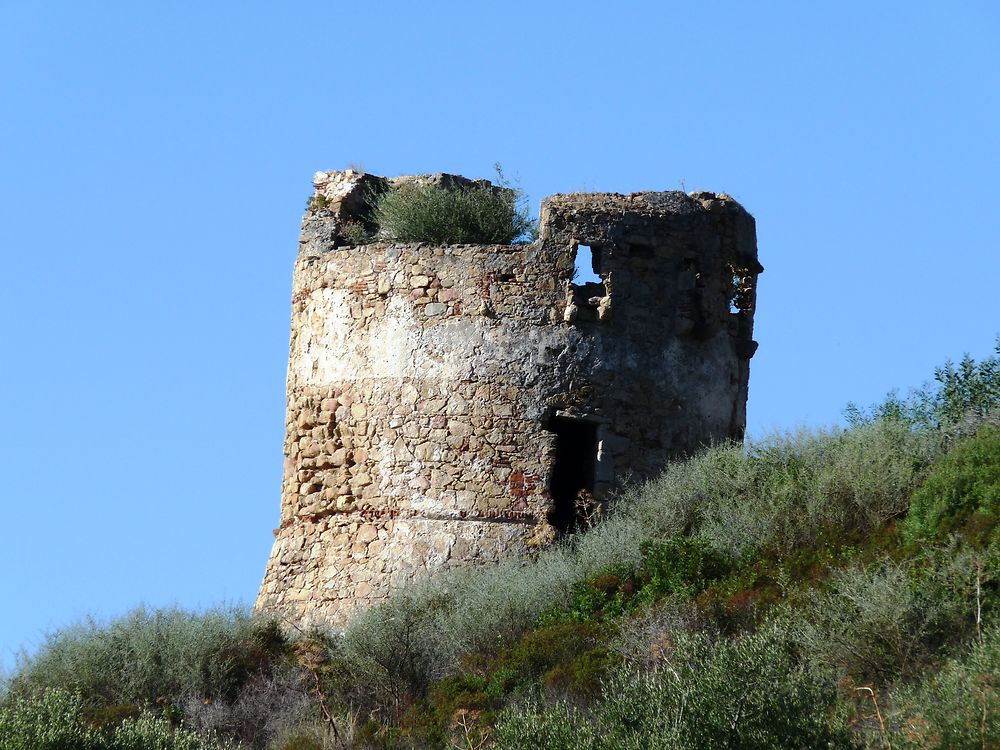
[547,417,598,534]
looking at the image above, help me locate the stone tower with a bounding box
[256,170,762,627]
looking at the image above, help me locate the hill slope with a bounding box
[4,340,999,749]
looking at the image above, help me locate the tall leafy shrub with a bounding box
[903,424,1000,545]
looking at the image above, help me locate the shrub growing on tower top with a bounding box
[372,166,536,245]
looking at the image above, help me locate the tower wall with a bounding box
[257,174,761,627]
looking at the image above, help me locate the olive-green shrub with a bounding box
[0,690,232,750]
[494,627,850,750]
[791,556,973,683]
[10,606,288,709]
[903,424,1000,545]
[880,628,1000,749]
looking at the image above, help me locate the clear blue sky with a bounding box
[2,2,998,672]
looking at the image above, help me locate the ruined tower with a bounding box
[257,171,762,627]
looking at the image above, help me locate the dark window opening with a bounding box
[547,417,598,534]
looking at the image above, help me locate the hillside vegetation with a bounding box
[3,341,999,750]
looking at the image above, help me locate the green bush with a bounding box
[425,674,490,716]
[338,541,608,699]
[340,592,454,708]
[641,537,732,598]
[11,606,288,710]
[487,621,609,699]
[495,627,851,750]
[0,690,231,750]
[903,424,1000,546]
[604,627,848,749]
[546,539,732,624]
[689,422,937,559]
[0,690,96,750]
[108,714,233,750]
[372,169,535,245]
[546,567,638,623]
[586,421,936,567]
[395,675,493,747]
[878,628,1000,749]
[791,555,974,683]
[493,704,600,750]
[541,647,613,700]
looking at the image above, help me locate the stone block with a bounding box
[356,524,378,543]
[424,302,448,316]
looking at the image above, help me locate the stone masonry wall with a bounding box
[256,172,761,628]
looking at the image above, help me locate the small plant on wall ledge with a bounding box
[372,164,537,245]
[340,220,372,245]
[306,194,331,213]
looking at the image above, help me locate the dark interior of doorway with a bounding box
[547,417,598,534]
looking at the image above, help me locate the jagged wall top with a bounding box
[303,170,755,259]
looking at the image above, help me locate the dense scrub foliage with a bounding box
[494,625,852,750]
[903,423,1000,546]
[12,607,288,708]
[0,689,234,750]
[3,339,1000,749]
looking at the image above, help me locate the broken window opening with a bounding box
[567,243,609,323]
[729,273,742,313]
[572,244,602,285]
[727,264,755,314]
[546,417,598,535]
